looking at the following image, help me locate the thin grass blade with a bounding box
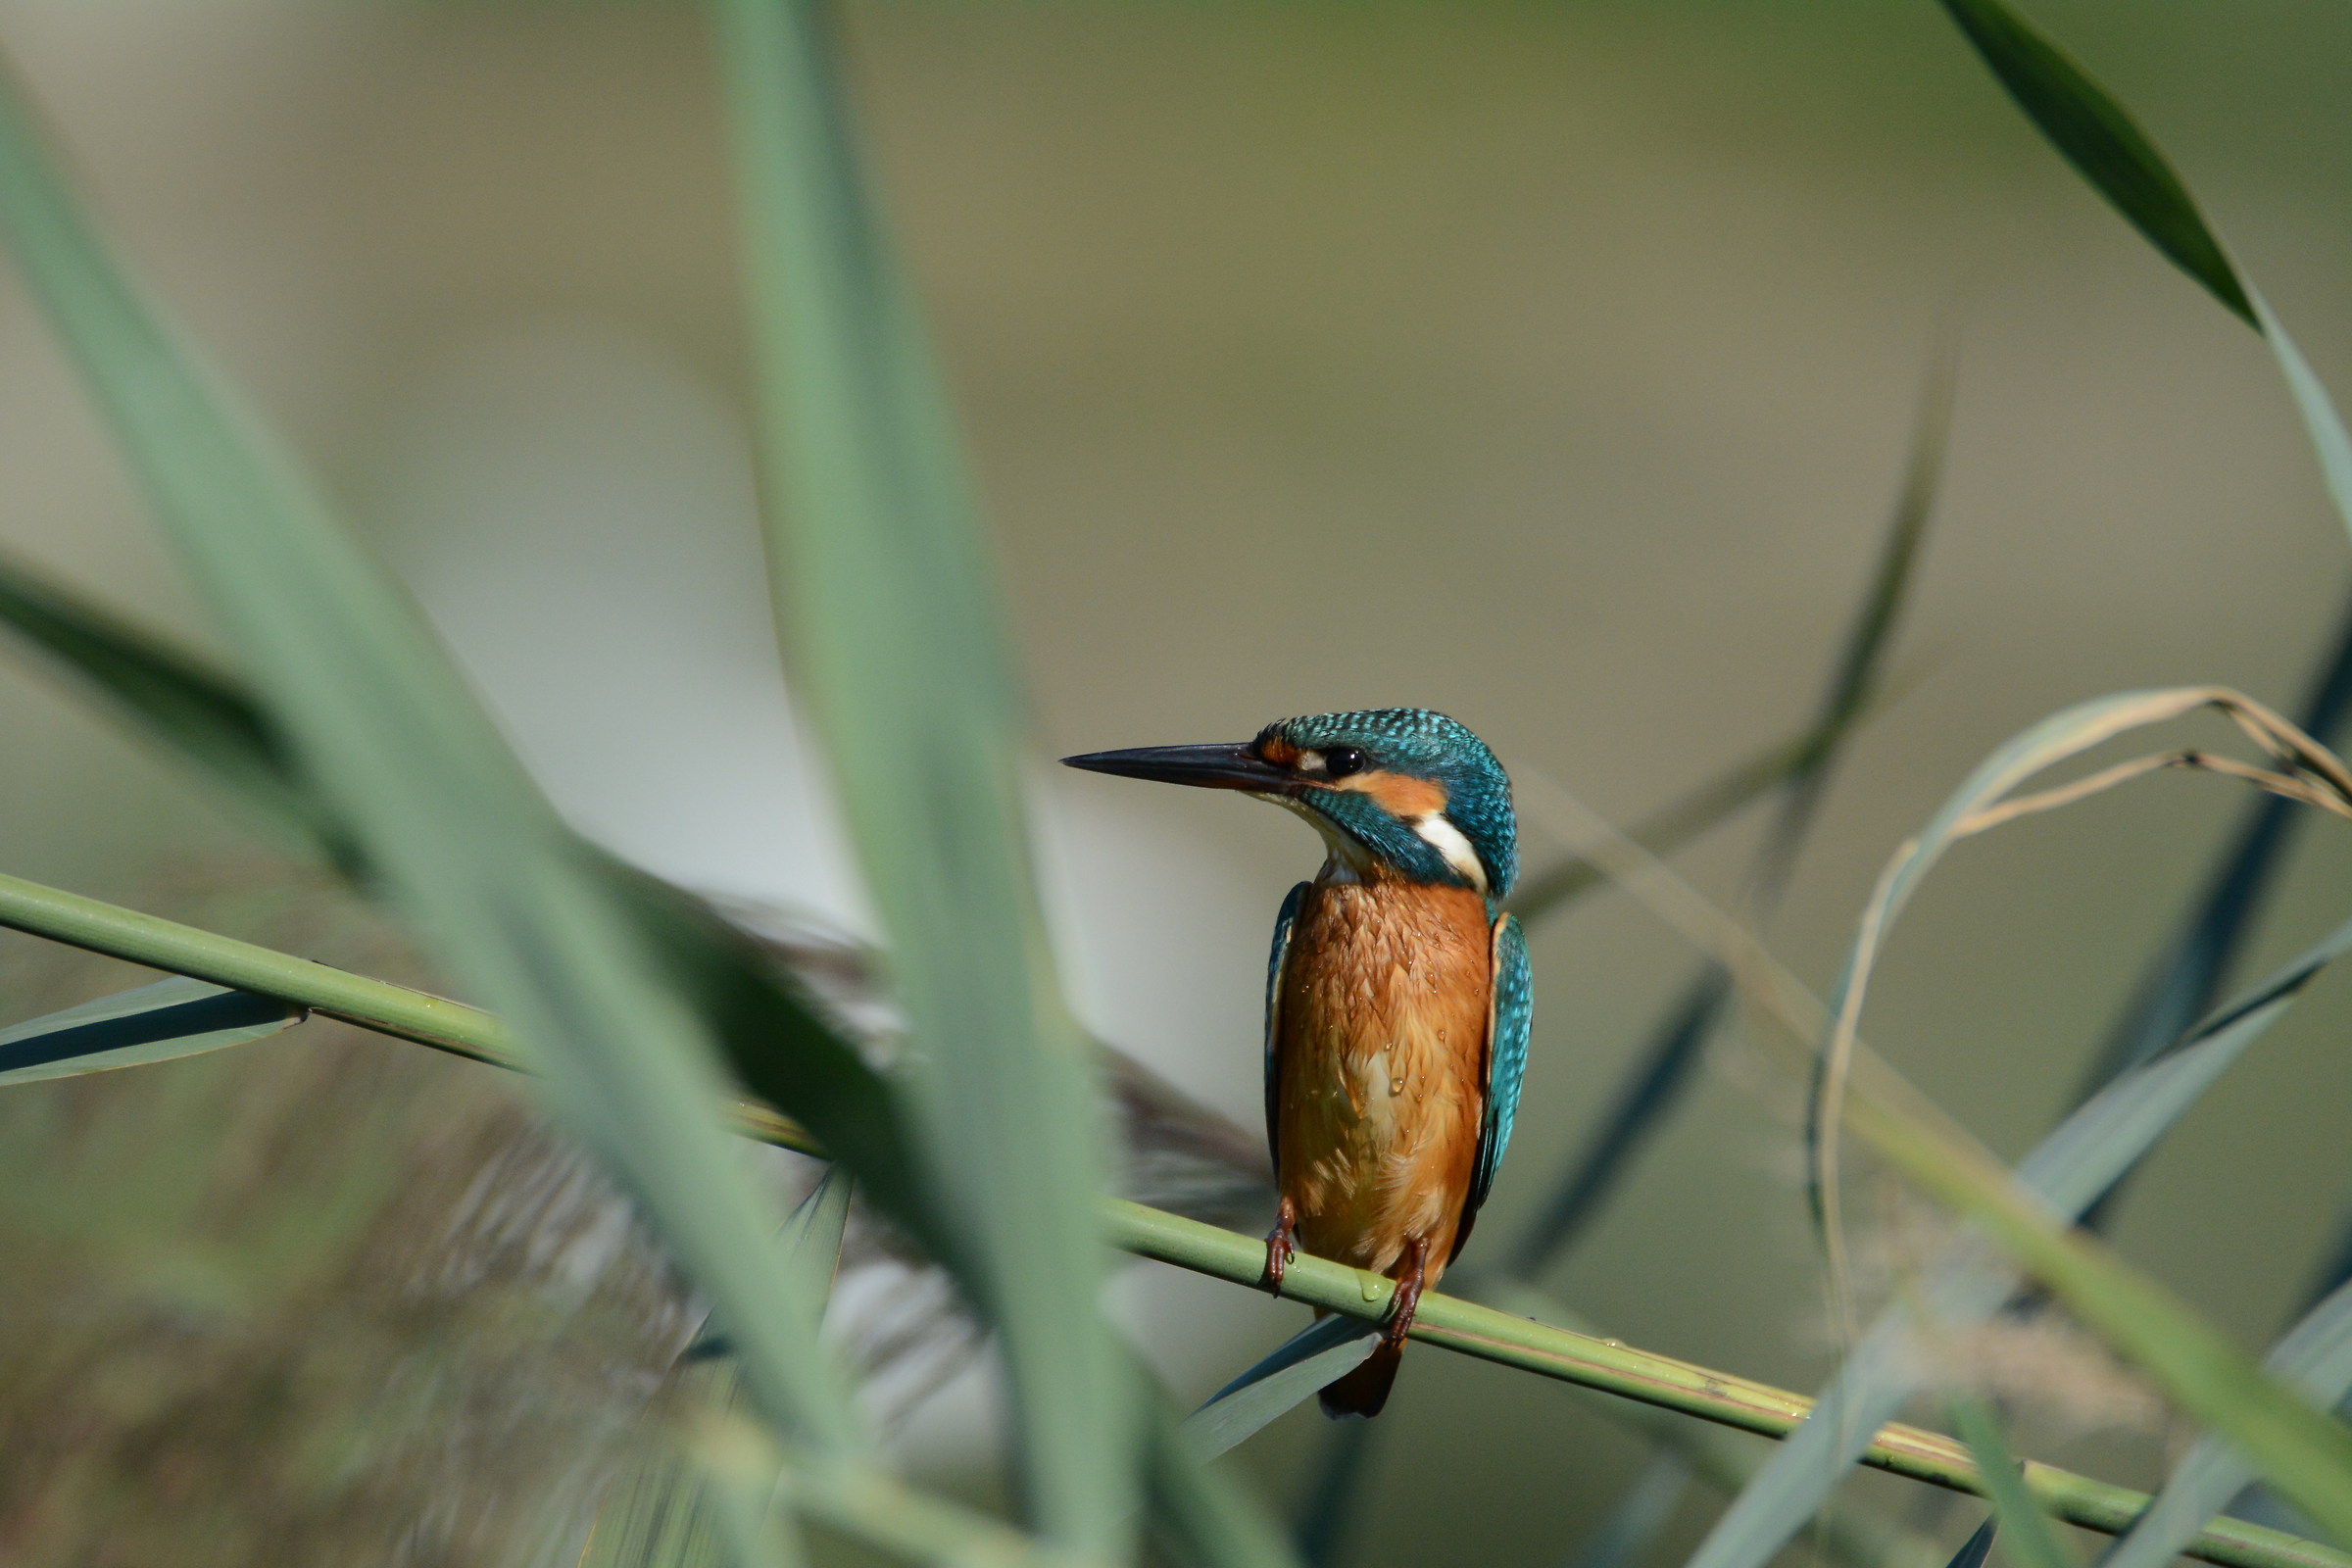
[782,1166,855,1297]
[582,1356,739,1568]
[0,545,349,862]
[599,862,935,1250]
[1511,701,1891,928]
[1472,1275,1947,1568]
[693,1413,811,1568]
[591,1398,815,1568]
[2247,291,2352,544]
[1861,1074,2352,1554]
[1145,1397,1303,1568]
[712,0,1130,1549]
[1809,685,2350,1344]
[1295,1420,1376,1568]
[1935,0,2352,544]
[2071,591,2352,1233]
[2308,1221,2352,1324]
[1180,1317,1382,1459]
[1555,1451,1693,1568]
[581,1458,727,1568]
[1754,340,1954,896]
[0,41,861,1468]
[600,1172,856,1568]
[0,545,943,1254]
[0,864,2335,1567]
[1504,966,1728,1274]
[1686,900,2352,1568]
[2076,594,2352,1102]
[1949,1397,2080,1568]
[1949,1519,2001,1568]
[1507,361,1945,1272]
[1936,0,2247,323]
[2105,1277,2352,1568]
[0,974,296,1084]
[0,847,2327,1568]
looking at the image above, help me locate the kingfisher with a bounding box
[1064,708,1531,1418]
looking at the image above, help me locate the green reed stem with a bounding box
[0,867,2337,1568]
[1109,1200,2340,1568]
[0,868,824,1154]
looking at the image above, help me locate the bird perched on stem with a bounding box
[1064,709,1532,1417]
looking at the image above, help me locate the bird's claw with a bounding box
[1260,1199,1298,1294]
[1383,1238,1430,1351]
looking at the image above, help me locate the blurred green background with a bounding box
[2,1,2351,1562]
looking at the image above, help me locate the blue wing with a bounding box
[1468,911,1533,1221]
[1264,882,1309,1185]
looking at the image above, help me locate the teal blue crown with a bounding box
[1258,708,1517,897]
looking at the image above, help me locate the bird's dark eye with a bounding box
[1324,747,1365,779]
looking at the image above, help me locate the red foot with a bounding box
[1261,1197,1298,1293]
[1384,1237,1430,1351]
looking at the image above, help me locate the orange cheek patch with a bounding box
[1339,770,1448,817]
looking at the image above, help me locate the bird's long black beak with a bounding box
[1060,742,1297,793]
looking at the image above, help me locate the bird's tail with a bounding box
[1317,1339,1402,1420]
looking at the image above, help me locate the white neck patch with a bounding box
[1265,791,1489,892]
[1408,812,1490,894]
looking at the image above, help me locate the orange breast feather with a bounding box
[1274,878,1494,1283]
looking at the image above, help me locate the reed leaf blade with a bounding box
[0,974,296,1084]
[0,544,942,1254]
[2075,595,2352,1103]
[0,42,861,1463]
[781,1166,856,1294]
[2106,1278,2352,1568]
[592,1171,860,1568]
[0,848,2328,1568]
[711,0,1131,1548]
[1936,0,2249,323]
[1947,1519,1999,1568]
[1935,0,2352,543]
[1510,700,1896,928]
[1688,881,2352,1568]
[1558,1452,1693,1568]
[1180,1317,1382,1459]
[1948,1398,2079,1568]
[1145,1400,1303,1568]
[0,546,346,862]
[1508,364,1943,1271]
[1807,685,2352,1347]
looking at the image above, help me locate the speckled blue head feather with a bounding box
[1252,708,1517,898]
